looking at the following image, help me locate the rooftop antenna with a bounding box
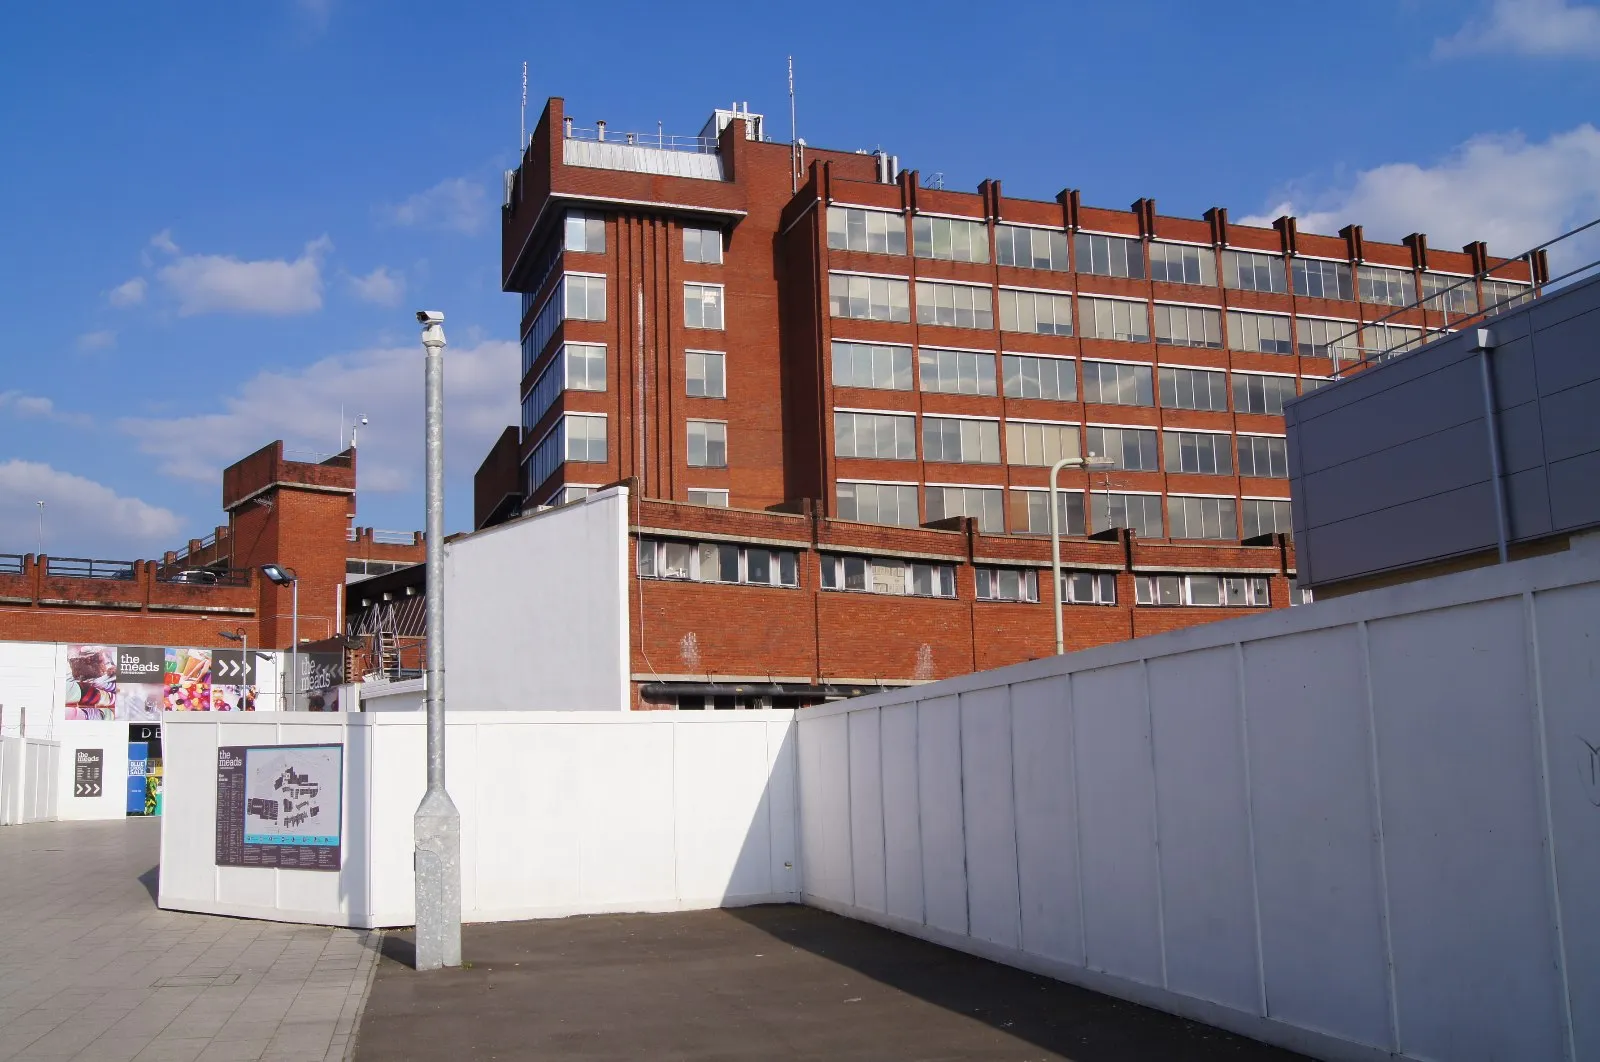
[788,56,800,194]
[520,61,528,152]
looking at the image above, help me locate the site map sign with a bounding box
[215,744,343,870]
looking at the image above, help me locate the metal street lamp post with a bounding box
[413,310,461,971]
[261,566,298,709]
[1049,456,1114,655]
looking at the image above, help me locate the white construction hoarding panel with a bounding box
[443,487,629,711]
[959,686,1020,951]
[846,709,885,915]
[1010,675,1081,966]
[878,702,922,924]
[916,695,966,937]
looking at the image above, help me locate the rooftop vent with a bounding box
[699,101,765,143]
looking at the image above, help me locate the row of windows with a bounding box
[835,480,1292,541]
[520,343,606,432]
[819,207,1523,306]
[566,210,724,266]
[638,538,798,587]
[832,345,1317,413]
[835,410,1287,476]
[521,414,729,494]
[826,274,1414,357]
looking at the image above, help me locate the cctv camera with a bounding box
[359,415,369,425]
[416,310,444,325]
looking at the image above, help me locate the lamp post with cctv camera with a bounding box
[412,310,461,971]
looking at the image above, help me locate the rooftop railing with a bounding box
[1328,215,1600,373]
[564,125,717,155]
[46,557,136,581]
[0,554,23,576]
[154,564,251,588]
[370,529,419,546]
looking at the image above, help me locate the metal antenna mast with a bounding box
[788,56,799,193]
[520,62,528,151]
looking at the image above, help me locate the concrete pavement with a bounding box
[0,819,378,1062]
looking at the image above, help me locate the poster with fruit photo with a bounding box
[163,647,212,711]
[64,644,254,719]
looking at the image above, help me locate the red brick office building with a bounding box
[478,97,1535,708]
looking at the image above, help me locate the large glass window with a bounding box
[684,282,724,330]
[1137,573,1269,607]
[918,347,997,395]
[1002,354,1076,400]
[1421,272,1479,315]
[1358,265,1414,307]
[1153,304,1222,348]
[916,281,994,329]
[685,350,726,398]
[1233,372,1297,415]
[1159,365,1229,411]
[829,273,911,322]
[1091,492,1163,538]
[833,341,913,390]
[1080,297,1150,343]
[827,207,907,255]
[521,342,605,433]
[923,417,1001,464]
[687,488,730,508]
[1297,318,1361,363]
[995,225,1069,271]
[638,537,798,588]
[1063,570,1118,605]
[1084,426,1159,471]
[1075,233,1144,279]
[925,485,1005,532]
[1481,279,1533,313]
[833,410,916,460]
[1164,430,1233,475]
[819,553,955,598]
[1226,310,1294,354]
[1292,258,1354,301]
[1361,322,1424,359]
[1222,250,1288,293]
[565,413,608,462]
[686,420,727,467]
[1149,242,1216,286]
[998,288,1073,336]
[976,567,1039,602]
[1237,435,1289,478]
[565,210,605,253]
[683,226,723,265]
[1010,489,1086,536]
[1168,495,1237,540]
[1242,498,1293,540]
[835,482,919,527]
[1082,361,1154,406]
[913,216,990,263]
[1005,421,1081,466]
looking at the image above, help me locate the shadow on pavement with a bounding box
[137,865,159,904]
[354,905,1305,1061]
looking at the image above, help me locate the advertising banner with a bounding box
[73,748,104,798]
[65,643,257,719]
[214,744,343,871]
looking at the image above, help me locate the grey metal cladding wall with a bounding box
[1287,272,1600,589]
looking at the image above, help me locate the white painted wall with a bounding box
[158,709,799,927]
[443,487,630,711]
[0,641,64,737]
[0,737,58,824]
[797,535,1600,1062]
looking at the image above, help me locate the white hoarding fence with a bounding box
[797,537,1600,1062]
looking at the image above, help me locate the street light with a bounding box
[1049,456,1115,655]
[261,565,298,709]
[413,309,461,971]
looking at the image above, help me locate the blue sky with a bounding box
[1,0,1597,560]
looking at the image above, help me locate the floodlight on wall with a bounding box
[261,564,296,585]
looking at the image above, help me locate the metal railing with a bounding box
[1328,216,1600,374]
[283,449,353,467]
[154,564,250,588]
[46,557,136,581]
[0,554,23,576]
[564,125,717,155]
[370,529,419,546]
[166,531,219,567]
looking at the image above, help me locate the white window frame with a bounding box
[684,282,725,330]
[685,349,726,399]
[686,419,728,468]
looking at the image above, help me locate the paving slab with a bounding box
[0,820,379,1062]
[353,905,1307,1062]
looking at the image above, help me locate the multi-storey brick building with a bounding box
[0,441,424,652]
[477,97,1536,708]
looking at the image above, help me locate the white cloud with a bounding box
[347,266,405,306]
[296,0,333,29]
[108,277,146,307]
[0,460,182,559]
[1436,0,1600,58]
[116,337,519,497]
[1239,124,1600,266]
[149,229,180,255]
[77,329,117,351]
[0,391,60,418]
[383,178,488,235]
[157,235,333,316]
